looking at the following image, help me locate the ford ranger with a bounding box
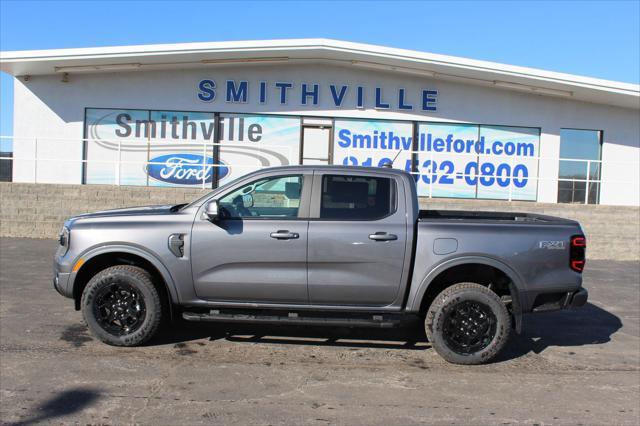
[53,165,588,364]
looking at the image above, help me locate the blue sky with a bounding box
[1,0,639,148]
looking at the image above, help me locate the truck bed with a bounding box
[419,209,576,224]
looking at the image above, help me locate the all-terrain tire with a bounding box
[81,265,162,346]
[425,282,511,365]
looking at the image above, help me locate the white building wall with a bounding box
[12,77,84,184]
[11,63,640,205]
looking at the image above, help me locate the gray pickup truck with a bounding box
[54,165,588,364]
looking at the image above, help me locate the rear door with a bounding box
[307,171,408,306]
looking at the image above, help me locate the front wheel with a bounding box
[425,282,511,365]
[81,265,162,346]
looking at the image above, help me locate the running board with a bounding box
[182,310,401,328]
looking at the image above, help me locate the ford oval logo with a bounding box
[146,153,228,185]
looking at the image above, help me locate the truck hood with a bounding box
[69,204,177,221]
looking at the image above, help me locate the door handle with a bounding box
[270,230,299,240]
[369,232,398,241]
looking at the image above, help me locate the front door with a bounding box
[191,173,310,303]
[307,172,408,306]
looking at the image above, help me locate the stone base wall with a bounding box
[0,183,208,239]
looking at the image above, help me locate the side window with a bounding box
[219,175,303,219]
[320,175,395,220]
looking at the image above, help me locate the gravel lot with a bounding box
[1,238,639,425]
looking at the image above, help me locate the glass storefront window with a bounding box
[558,129,602,204]
[84,109,301,188]
[218,114,301,185]
[83,108,550,204]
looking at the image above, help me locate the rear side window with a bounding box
[320,175,395,220]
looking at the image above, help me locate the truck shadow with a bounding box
[151,302,622,362]
[154,318,431,351]
[499,302,623,361]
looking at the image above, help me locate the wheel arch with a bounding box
[71,245,178,318]
[409,256,525,332]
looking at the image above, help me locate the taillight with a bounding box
[570,235,586,272]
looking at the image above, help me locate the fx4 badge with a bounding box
[539,241,565,250]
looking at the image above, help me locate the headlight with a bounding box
[58,226,70,254]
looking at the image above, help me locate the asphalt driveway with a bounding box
[0,238,638,425]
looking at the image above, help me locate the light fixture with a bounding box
[531,86,574,97]
[200,57,289,64]
[351,60,436,78]
[54,63,142,73]
[493,80,573,97]
[493,80,530,91]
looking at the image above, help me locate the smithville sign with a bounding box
[197,79,439,112]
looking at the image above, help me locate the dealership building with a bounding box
[1,38,638,205]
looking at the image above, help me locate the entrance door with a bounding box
[302,126,331,165]
[191,173,311,303]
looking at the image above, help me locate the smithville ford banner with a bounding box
[85,109,300,187]
[84,108,539,200]
[335,120,539,200]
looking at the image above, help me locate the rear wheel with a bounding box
[425,282,511,365]
[81,265,162,346]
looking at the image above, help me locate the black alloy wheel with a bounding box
[81,265,162,346]
[441,300,497,355]
[93,282,147,336]
[425,282,511,365]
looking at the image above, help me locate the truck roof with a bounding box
[259,165,412,177]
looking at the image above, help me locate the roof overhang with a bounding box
[1,38,638,109]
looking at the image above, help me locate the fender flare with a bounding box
[408,255,526,332]
[70,243,180,311]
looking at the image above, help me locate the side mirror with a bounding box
[204,200,219,221]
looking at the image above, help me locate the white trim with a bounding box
[1,39,637,109]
